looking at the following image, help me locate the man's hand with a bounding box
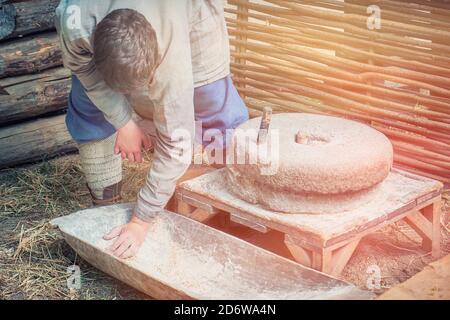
[115,119,152,163]
[103,215,152,259]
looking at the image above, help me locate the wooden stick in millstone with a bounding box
[257,107,272,145]
[296,131,308,144]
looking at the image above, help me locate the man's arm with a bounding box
[135,89,195,222]
[103,89,195,259]
[101,0,196,258]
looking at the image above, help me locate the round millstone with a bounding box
[225,113,393,214]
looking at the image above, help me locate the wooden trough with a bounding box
[51,203,374,300]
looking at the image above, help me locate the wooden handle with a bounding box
[296,131,308,144]
[257,107,272,144]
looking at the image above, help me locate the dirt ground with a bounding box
[0,153,449,300]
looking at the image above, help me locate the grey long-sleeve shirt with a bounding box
[55,0,230,221]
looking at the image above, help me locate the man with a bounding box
[55,0,248,259]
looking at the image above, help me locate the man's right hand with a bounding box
[115,119,152,163]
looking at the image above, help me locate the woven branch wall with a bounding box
[226,0,450,184]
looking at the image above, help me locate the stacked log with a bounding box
[0,0,75,168]
[0,67,70,125]
[226,0,450,184]
[0,32,62,78]
[0,0,60,41]
[0,115,74,168]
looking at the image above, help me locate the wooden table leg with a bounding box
[404,198,441,259]
[311,240,360,277]
[328,239,361,276]
[421,199,441,259]
[177,200,218,223]
[177,198,196,216]
[284,235,313,268]
[284,235,360,277]
[312,249,333,274]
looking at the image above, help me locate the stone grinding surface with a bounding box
[227,113,393,212]
[181,169,442,242]
[226,170,385,214]
[51,204,373,300]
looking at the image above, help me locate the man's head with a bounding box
[93,9,158,94]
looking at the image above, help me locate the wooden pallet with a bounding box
[175,168,443,277]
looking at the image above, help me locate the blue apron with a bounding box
[66,75,249,147]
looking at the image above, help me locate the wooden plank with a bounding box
[0,67,71,125]
[326,188,441,248]
[188,208,214,222]
[404,211,433,242]
[0,0,59,41]
[0,32,62,79]
[326,195,439,249]
[0,114,77,169]
[284,235,312,267]
[180,186,325,248]
[179,193,219,215]
[230,212,268,233]
[51,204,374,300]
[421,200,442,259]
[312,249,332,274]
[177,165,215,184]
[326,199,417,248]
[329,239,361,276]
[168,165,216,212]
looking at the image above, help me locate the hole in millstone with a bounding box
[295,131,328,145]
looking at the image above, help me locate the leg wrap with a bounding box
[78,134,123,201]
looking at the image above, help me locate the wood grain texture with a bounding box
[0,32,62,79]
[0,67,71,125]
[51,204,374,300]
[178,168,442,248]
[0,0,59,41]
[0,114,77,169]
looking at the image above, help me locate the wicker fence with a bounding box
[226,0,450,183]
[0,0,449,183]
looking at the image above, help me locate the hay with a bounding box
[0,153,152,300]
